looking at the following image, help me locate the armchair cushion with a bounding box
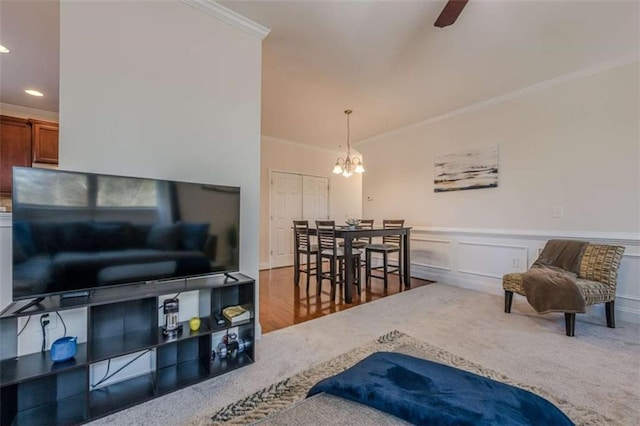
[575,279,614,305]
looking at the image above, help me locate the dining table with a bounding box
[306,225,412,303]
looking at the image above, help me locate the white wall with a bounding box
[359,61,640,322]
[0,214,10,311]
[0,2,262,320]
[260,136,362,268]
[58,1,261,283]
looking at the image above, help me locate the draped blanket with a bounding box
[308,352,573,425]
[523,240,588,314]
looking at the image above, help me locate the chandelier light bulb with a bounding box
[331,109,365,177]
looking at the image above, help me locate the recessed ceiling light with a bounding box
[25,89,44,97]
[0,45,9,53]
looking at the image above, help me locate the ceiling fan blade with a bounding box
[434,0,469,28]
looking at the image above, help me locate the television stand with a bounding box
[12,297,45,314]
[224,272,239,282]
[1,273,256,426]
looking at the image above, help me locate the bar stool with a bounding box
[293,220,318,292]
[338,219,374,249]
[316,220,362,302]
[365,219,404,290]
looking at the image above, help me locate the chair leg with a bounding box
[398,251,403,292]
[316,252,321,284]
[366,250,371,288]
[294,253,300,287]
[305,252,311,293]
[355,256,361,296]
[316,256,323,296]
[383,252,388,290]
[606,301,615,328]
[564,313,576,337]
[329,258,337,302]
[397,250,403,286]
[504,291,513,313]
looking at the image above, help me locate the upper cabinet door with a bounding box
[31,120,59,164]
[0,116,32,194]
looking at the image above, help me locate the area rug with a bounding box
[206,330,612,425]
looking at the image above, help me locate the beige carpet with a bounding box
[207,330,610,425]
[89,283,640,426]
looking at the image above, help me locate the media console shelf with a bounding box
[0,273,255,426]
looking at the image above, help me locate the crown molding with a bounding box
[357,53,639,147]
[181,0,270,40]
[262,135,360,157]
[0,103,59,122]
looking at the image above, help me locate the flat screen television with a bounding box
[12,167,240,301]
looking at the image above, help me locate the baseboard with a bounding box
[259,262,270,271]
[412,263,640,324]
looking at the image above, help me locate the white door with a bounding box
[303,175,329,221]
[269,172,329,268]
[270,172,302,268]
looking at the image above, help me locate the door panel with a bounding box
[270,172,302,268]
[269,173,329,268]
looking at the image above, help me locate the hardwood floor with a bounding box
[259,266,433,334]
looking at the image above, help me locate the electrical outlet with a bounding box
[552,206,564,218]
[37,313,57,333]
[511,258,520,268]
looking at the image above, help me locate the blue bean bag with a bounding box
[307,352,573,425]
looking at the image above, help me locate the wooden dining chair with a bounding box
[293,220,318,292]
[316,220,362,302]
[365,219,404,290]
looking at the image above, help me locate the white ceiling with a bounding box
[1,1,637,151]
[0,0,59,112]
[221,0,639,150]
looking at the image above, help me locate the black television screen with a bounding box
[12,167,240,300]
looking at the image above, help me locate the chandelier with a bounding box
[332,110,364,177]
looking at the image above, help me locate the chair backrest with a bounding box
[315,220,336,253]
[357,219,374,243]
[293,220,312,251]
[382,219,404,245]
[578,244,625,289]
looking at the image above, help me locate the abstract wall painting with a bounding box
[434,146,498,192]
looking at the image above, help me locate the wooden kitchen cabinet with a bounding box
[31,119,59,164]
[0,115,32,195]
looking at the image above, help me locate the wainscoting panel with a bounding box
[410,227,640,324]
[410,238,451,271]
[458,242,528,279]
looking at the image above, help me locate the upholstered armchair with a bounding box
[503,242,625,336]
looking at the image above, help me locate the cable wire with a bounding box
[91,349,151,388]
[55,311,67,337]
[40,315,49,353]
[17,315,31,337]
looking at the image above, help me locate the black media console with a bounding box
[0,273,255,426]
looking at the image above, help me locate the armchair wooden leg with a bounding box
[606,301,616,328]
[564,313,576,337]
[504,291,513,313]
